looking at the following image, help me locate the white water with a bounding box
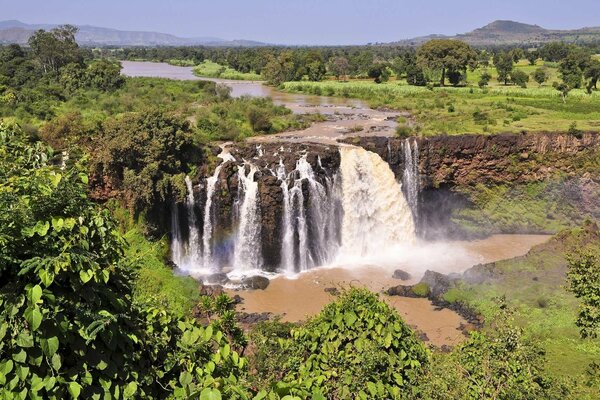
[402,138,420,224]
[336,146,416,265]
[231,164,263,275]
[202,147,235,270]
[172,145,418,278]
[182,176,202,269]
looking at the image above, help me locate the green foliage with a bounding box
[91,109,201,215]
[416,304,566,400]
[510,69,530,88]
[411,283,430,297]
[278,289,429,399]
[0,124,249,399]
[193,60,261,81]
[494,52,514,85]
[532,67,549,86]
[28,25,83,74]
[567,251,600,338]
[417,39,477,86]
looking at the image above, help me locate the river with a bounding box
[121,61,400,143]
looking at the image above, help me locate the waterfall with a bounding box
[277,160,295,273]
[171,144,418,279]
[232,163,263,275]
[184,176,202,269]
[170,203,185,267]
[202,148,236,270]
[277,155,340,274]
[402,138,420,224]
[337,146,415,262]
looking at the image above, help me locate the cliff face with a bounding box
[346,132,600,188]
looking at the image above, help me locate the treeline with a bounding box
[98,41,600,88]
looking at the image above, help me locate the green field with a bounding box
[283,60,600,135]
[193,60,262,81]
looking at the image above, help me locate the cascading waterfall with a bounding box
[337,146,415,263]
[171,145,418,278]
[277,155,340,274]
[231,163,263,275]
[402,138,420,223]
[183,176,202,269]
[202,149,236,270]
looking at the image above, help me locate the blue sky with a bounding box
[2,0,599,45]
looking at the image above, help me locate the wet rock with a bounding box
[419,270,452,299]
[203,272,229,285]
[236,312,272,325]
[387,284,418,297]
[392,269,412,280]
[199,284,224,297]
[241,275,270,290]
[324,287,340,296]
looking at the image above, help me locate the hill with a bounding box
[393,20,600,47]
[0,20,267,47]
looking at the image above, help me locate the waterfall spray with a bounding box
[402,138,420,224]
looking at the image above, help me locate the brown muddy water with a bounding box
[229,234,550,347]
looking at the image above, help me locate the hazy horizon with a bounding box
[3,0,600,45]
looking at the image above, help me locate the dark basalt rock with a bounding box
[236,312,272,325]
[419,270,453,299]
[392,269,412,280]
[387,284,419,297]
[324,287,340,296]
[199,283,224,297]
[202,272,230,285]
[241,275,270,290]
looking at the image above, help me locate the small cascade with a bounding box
[184,176,202,269]
[232,163,263,275]
[402,138,420,224]
[277,155,340,274]
[277,160,295,274]
[170,204,185,267]
[338,146,415,261]
[202,148,235,270]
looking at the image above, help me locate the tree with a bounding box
[417,39,477,86]
[567,251,599,339]
[91,110,201,216]
[510,48,525,63]
[277,289,428,398]
[368,63,390,83]
[584,59,600,93]
[526,50,538,66]
[262,51,296,86]
[329,56,349,81]
[303,51,326,82]
[559,48,591,89]
[478,70,492,88]
[86,59,125,91]
[510,69,530,88]
[28,25,83,74]
[0,124,248,399]
[532,67,549,86]
[495,52,514,85]
[406,63,427,86]
[553,81,571,103]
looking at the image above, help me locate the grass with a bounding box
[443,224,600,379]
[193,60,261,81]
[110,204,200,317]
[282,59,600,135]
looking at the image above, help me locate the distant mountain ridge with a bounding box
[393,20,600,46]
[0,20,268,47]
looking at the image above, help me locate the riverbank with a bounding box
[228,234,550,347]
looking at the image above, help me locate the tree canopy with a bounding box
[417,39,477,86]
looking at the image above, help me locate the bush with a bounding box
[277,289,429,398]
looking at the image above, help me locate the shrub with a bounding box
[277,289,429,399]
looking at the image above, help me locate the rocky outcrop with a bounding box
[344,132,600,188]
